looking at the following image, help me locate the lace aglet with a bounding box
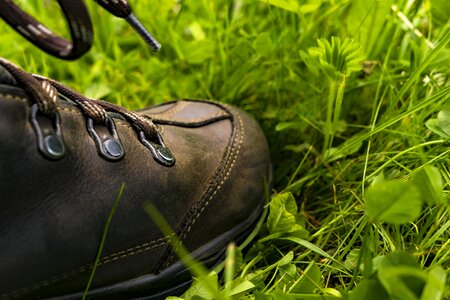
[125,14,161,52]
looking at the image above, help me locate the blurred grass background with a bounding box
[1,0,449,298]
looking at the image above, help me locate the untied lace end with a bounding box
[0,0,161,60]
[94,0,161,52]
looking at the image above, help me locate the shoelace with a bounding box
[0,0,161,60]
[0,57,175,166]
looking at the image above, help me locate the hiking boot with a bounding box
[0,58,271,299]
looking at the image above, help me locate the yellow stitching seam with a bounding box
[147,101,186,118]
[0,93,27,102]
[182,110,244,238]
[1,235,172,299]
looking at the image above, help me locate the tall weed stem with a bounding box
[324,79,336,153]
[324,75,346,155]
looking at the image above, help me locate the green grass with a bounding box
[1,0,449,299]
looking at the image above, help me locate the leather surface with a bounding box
[0,66,271,299]
[0,66,16,86]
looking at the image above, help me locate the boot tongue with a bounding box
[0,65,18,86]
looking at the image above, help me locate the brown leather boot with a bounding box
[0,59,271,299]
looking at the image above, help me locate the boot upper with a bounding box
[0,65,271,299]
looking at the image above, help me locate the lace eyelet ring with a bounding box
[139,130,175,167]
[87,116,125,161]
[30,104,65,160]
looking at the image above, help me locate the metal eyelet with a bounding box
[30,104,65,160]
[139,130,175,167]
[87,116,125,161]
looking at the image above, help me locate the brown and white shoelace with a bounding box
[0,0,161,60]
[0,57,175,165]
